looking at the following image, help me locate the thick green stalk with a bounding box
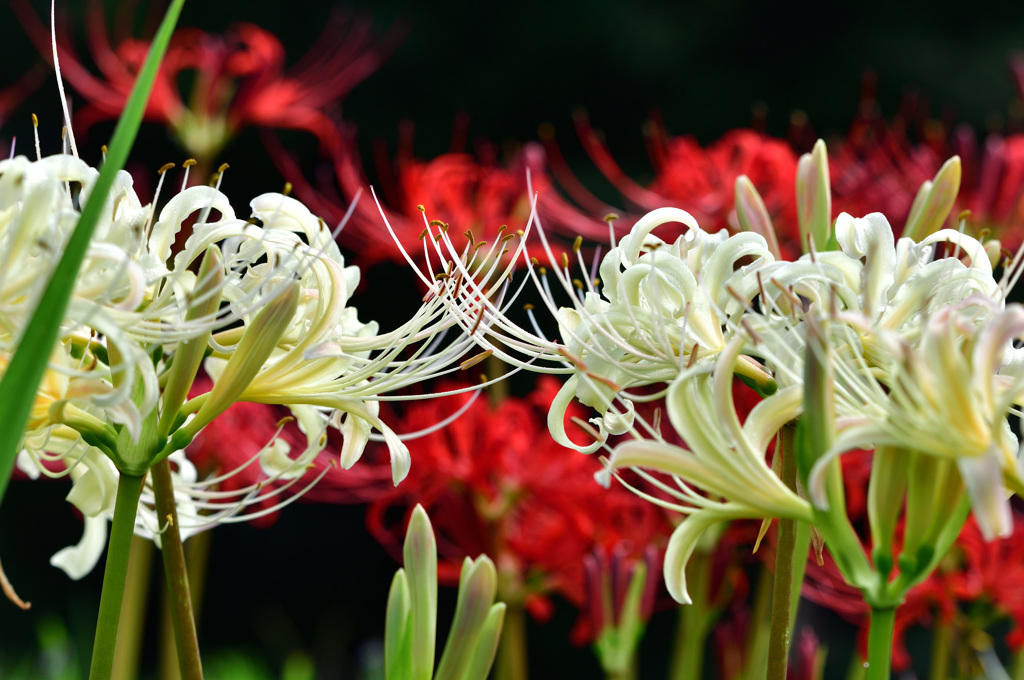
[667,551,712,680]
[865,606,896,680]
[496,601,528,680]
[89,473,145,680]
[790,521,811,631]
[766,430,799,680]
[111,536,153,680]
[152,459,203,680]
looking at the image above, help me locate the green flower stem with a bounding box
[766,429,799,680]
[160,530,212,680]
[89,472,145,680]
[790,521,811,631]
[740,564,774,680]
[667,551,712,680]
[927,615,951,680]
[496,601,528,680]
[865,606,896,680]
[111,536,153,680]
[151,458,203,680]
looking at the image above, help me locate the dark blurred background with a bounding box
[2,0,1024,677]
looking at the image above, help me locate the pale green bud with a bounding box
[900,453,963,578]
[435,556,503,680]
[903,156,961,241]
[462,604,506,680]
[158,246,224,437]
[735,175,781,259]
[187,280,299,435]
[385,568,414,680]
[796,139,832,254]
[404,505,438,680]
[867,445,908,579]
[384,505,504,680]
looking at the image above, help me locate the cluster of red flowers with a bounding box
[317,378,674,642]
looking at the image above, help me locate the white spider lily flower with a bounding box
[162,192,489,484]
[416,199,778,454]
[0,154,164,439]
[595,335,812,603]
[807,302,1024,540]
[4,150,497,583]
[746,211,1005,393]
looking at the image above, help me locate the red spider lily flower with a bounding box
[13,0,388,164]
[542,113,802,256]
[829,73,1024,250]
[324,377,674,637]
[945,513,1024,650]
[268,126,611,266]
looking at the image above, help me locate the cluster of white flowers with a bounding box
[433,146,1024,604]
[1,152,485,578]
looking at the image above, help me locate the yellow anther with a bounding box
[460,349,493,370]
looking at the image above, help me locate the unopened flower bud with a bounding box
[158,246,224,437]
[796,139,832,254]
[903,155,961,241]
[187,280,299,435]
[735,175,781,259]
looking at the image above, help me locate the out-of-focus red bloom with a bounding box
[322,377,674,639]
[829,74,1024,250]
[787,628,826,680]
[542,113,802,256]
[946,513,1024,649]
[13,0,387,162]
[270,126,609,266]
